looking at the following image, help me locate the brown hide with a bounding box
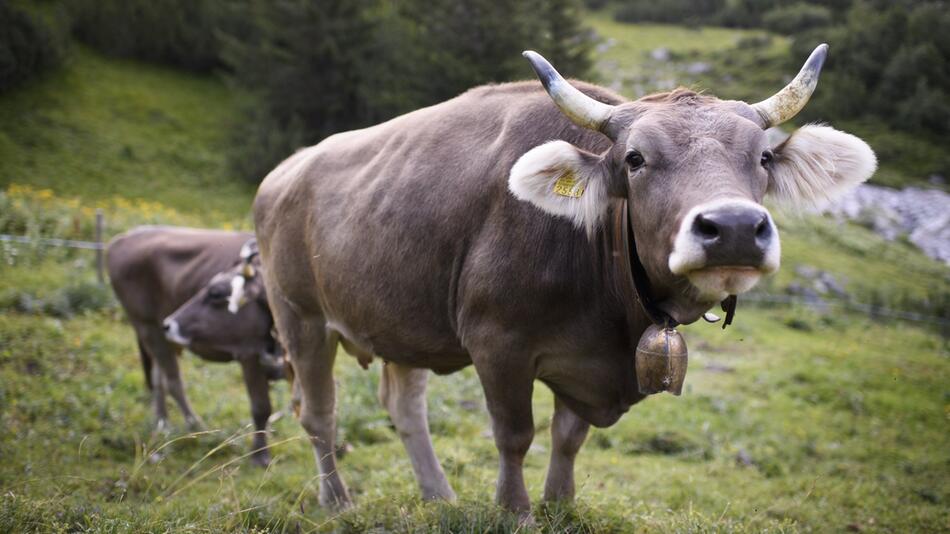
[107,226,253,361]
[255,82,648,426]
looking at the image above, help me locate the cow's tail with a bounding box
[138,339,153,391]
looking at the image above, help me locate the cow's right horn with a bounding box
[751,44,828,128]
[523,50,614,134]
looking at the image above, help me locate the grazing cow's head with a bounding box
[509,45,876,324]
[163,239,275,356]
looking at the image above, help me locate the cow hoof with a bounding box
[421,486,457,502]
[184,416,206,432]
[250,450,272,468]
[154,418,171,435]
[516,511,536,527]
[267,410,285,425]
[319,491,353,511]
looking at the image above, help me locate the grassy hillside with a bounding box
[0,46,253,223]
[0,40,948,533]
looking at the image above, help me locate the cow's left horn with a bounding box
[523,50,614,133]
[751,44,828,128]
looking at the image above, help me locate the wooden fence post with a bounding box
[95,209,104,284]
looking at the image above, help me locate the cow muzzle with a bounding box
[162,318,191,346]
[668,199,779,301]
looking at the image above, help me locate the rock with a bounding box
[704,362,735,373]
[794,264,819,280]
[596,38,616,54]
[685,61,711,74]
[817,271,849,298]
[650,47,670,62]
[821,184,950,265]
[928,174,945,186]
[909,211,950,264]
[786,282,821,302]
[735,448,754,467]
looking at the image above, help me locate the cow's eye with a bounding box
[760,149,774,167]
[207,286,229,300]
[626,150,645,169]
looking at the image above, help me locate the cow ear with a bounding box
[767,125,876,207]
[508,140,611,234]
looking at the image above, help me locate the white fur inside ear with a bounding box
[508,140,607,234]
[769,124,877,208]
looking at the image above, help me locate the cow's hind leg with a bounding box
[136,324,203,430]
[137,338,153,392]
[270,298,350,508]
[239,355,273,467]
[134,325,168,430]
[543,395,590,502]
[378,363,456,501]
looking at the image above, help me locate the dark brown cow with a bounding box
[253,46,876,513]
[164,239,286,465]
[107,227,283,466]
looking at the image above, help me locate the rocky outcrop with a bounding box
[821,185,950,265]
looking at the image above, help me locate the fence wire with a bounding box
[0,234,104,250]
[1,232,947,328]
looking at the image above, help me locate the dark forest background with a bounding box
[3,0,948,182]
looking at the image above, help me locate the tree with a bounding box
[218,0,382,181]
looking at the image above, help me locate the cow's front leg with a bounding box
[269,294,351,509]
[150,358,169,431]
[543,395,589,501]
[472,346,535,515]
[239,354,273,467]
[137,324,203,430]
[378,362,456,501]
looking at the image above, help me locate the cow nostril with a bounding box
[693,214,720,241]
[754,215,771,240]
[162,320,171,332]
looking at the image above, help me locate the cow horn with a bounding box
[523,50,614,133]
[751,44,828,128]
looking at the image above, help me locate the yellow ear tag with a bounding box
[553,172,585,198]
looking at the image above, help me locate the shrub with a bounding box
[0,2,65,91]
[614,0,726,25]
[762,2,832,34]
[68,0,222,72]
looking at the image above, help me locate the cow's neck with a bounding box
[608,199,673,331]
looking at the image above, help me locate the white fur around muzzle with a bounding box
[668,198,780,301]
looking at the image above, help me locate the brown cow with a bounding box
[107,227,283,466]
[253,46,875,513]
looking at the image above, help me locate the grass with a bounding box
[1,282,947,532]
[586,10,789,99]
[0,46,254,221]
[0,33,948,533]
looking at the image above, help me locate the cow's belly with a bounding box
[304,232,470,370]
[187,344,235,363]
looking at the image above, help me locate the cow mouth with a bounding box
[163,319,192,346]
[685,265,763,302]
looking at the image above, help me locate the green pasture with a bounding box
[1,18,948,534]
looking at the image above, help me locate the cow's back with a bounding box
[107,226,252,324]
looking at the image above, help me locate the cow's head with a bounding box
[509,45,876,324]
[163,239,275,357]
